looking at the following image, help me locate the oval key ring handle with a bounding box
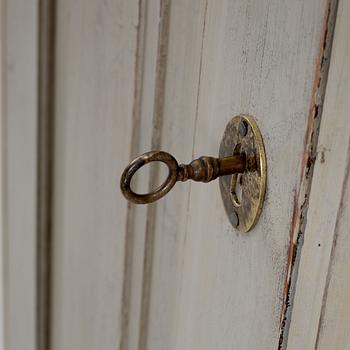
[120,151,179,204]
[120,150,246,204]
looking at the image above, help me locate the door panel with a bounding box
[287,0,350,347]
[143,0,334,349]
[4,0,346,349]
[2,1,39,349]
[3,0,338,349]
[51,1,141,349]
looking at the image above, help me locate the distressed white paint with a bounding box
[121,1,161,349]
[316,157,350,350]
[3,0,343,349]
[145,2,209,349]
[0,2,5,349]
[144,0,331,349]
[287,0,350,347]
[51,1,141,349]
[1,1,39,349]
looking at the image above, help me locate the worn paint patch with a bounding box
[278,0,338,348]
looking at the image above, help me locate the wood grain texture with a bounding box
[316,149,350,350]
[120,0,160,349]
[143,0,331,349]
[138,1,173,349]
[0,2,5,349]
[144,1,209,349]
[2,1,39,349]
[278,0,338,346]
[51,1,140,349]
[287,0,350,347]
[36,1,56,349]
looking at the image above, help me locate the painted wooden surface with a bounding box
[141,0,334,349]
[287,0,350,347]
[4,0,346,349]
[316,171,350,350]
[120,1,160,349]
[0,2,5,349]
[2,1,39,350]
[51,1,142,349]
[139,2,208,349]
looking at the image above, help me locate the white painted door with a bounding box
[2,0,350,349]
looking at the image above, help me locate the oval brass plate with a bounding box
[219,115,266,233]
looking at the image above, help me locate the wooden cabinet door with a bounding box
[3,0,350,350]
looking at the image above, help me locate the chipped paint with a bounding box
[278,0,339,348]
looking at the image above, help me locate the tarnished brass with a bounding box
[120,114,266,232]
[120,151,246,204]
[219,115,266,232]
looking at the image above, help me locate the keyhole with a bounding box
[235,174,243,203]
[230,173,243,207]
[230,142,245,207]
